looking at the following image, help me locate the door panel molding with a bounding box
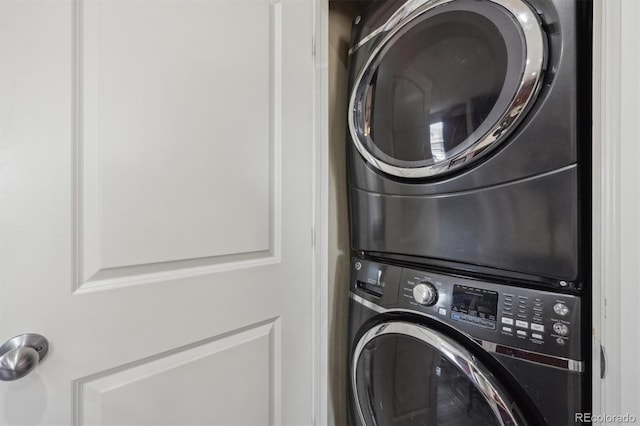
[71,0,285,292]
[73,318,280,425]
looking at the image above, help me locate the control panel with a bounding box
[497,292,576,349]
[350,257,582,361]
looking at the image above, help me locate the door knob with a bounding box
[0,334,49,381]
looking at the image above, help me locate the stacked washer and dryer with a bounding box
[345,0,591,425]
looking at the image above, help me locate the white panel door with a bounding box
[0,0,316,424]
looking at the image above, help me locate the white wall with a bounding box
[617,0,640,414]
[594,0,640,418]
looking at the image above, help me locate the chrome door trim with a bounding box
[349,0,450,55]
[348,0,546,179]
[351,292,386,313]
[352,320,522,426]
[350,292,585,373]
[348,26,386,55]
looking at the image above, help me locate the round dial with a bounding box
[413,283,438,306]
[553,322,569,336]
[553,303,569,316]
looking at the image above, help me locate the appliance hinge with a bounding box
[312,36,316,57]
[600,344,607,379]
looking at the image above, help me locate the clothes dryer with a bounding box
[347,0,591,287]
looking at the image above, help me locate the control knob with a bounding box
[413,283,438,306]
[553,303,569,316]
[553,322,569,336]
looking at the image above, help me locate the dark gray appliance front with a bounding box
[348,258,584,426]
[350,166,578,281]
[347,0,585,283]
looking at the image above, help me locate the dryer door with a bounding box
[352,321,528,426]
[349,0,545,179]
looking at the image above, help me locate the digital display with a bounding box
[451,285,498,322]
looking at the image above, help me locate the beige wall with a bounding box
[328,2,369,425]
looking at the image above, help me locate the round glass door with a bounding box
[352,322,524,426]
[349,0,545,179]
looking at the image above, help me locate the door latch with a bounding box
[600,344,607,379]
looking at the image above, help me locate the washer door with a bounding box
[349,0,545,179]
[352,321,527,426]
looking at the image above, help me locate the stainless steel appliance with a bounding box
[347,0,591,287]
[348,258,583,426]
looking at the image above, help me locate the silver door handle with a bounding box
[0,334,49,381]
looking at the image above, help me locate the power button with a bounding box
[553,303,569,316]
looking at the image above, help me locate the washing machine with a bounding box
[348,257,583,426]
[347,0,592,288]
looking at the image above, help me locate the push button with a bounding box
[553,303,569,316]
[531,323,544,332]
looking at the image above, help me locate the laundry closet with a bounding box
[329,0,592,424]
